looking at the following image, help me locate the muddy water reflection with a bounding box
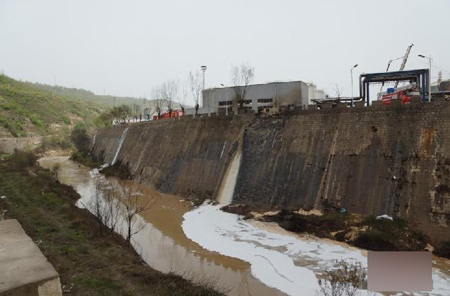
[38,156,283,296]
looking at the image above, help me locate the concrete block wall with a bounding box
[93,102,450,243]
[94,116,251,200]
[0,136,44,153]
[0,220,62,296]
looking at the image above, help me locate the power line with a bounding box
[416,59,450,76]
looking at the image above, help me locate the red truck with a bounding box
[379,84,422,105]
[153,110,185,120]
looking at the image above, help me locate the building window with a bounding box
[219,100,233,106]
[243,99,252,104]
[257,98,273,103]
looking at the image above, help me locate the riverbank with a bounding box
[221,204,450,259]
[0,151,223,296]
[71,148,450,259]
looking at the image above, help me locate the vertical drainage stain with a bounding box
[111,127,129,166]
[315,130,339,208]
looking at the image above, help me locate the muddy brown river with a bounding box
[38,156,283,296]
[39,156,450,296]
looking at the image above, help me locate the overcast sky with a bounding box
[1,0,449,104]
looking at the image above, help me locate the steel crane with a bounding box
[394,44,414,88]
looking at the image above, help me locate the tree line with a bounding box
[95,62,255,127]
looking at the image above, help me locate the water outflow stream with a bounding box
[217,143,242,205]
[111,127,129,165]
[38,156,450,296]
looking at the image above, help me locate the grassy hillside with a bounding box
[0,75,102,137]
[0,74,188,138]
[29,82,189,115]
[29,82,147,109]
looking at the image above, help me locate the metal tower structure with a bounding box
[394,44,414,88]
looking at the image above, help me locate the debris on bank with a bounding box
[221,204,430,254]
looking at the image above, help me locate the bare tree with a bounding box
[178,82,188,116]
[118,181,159,244]
[230,62,255,112]
[317,261,367,296]
[152,86,164,119]
[334,84,344,99]
[132,103,141,122]
[189,71,202,116]
[161,80,179,118]
[83,181,109,236]
[143,104,155,121]
[80,178,122,237]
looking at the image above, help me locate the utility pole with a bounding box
[201,65,207,115]
[418,54,432,102]
[350,64,358,107]
[201,65,207,90]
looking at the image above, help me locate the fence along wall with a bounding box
[93,103,450,243]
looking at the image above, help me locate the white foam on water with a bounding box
[182,204,450,296]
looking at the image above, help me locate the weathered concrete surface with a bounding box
[94,116,251,200]
[0,219,62,296]
[0,137,43,154]
[93,102,450,243]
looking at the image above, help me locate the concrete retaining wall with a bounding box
[93,102,450,243]
[94,117,251,200]
[0,137,44,154]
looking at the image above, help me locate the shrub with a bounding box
[435,240,450,259]
[71,122,90,155]
[29,114,43,127]
[317,260,366,296]
[353,230,397,251]
[362,216,407,232]
[8,149,38,169]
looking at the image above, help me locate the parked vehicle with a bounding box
[378,84,422,105]
[152,110,184,120]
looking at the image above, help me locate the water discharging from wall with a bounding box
[217,143,242,205]
[111,127,129,165]
[88,132,97,155]
[38,157,450,296]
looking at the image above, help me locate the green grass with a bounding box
[0,151,223,296]
[0,74,101,137]
[0,74,176,138]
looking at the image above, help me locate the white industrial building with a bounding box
[186,81,326,115]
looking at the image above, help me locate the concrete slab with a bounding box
[0,219,62,296]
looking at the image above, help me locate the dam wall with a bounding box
[93,102,450,242]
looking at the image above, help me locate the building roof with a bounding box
[204,80,305,91]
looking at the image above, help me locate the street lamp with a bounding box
[351,64,358,106]
[201,65,207,90]
[201,65,208,115]
[418,54,432,102]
